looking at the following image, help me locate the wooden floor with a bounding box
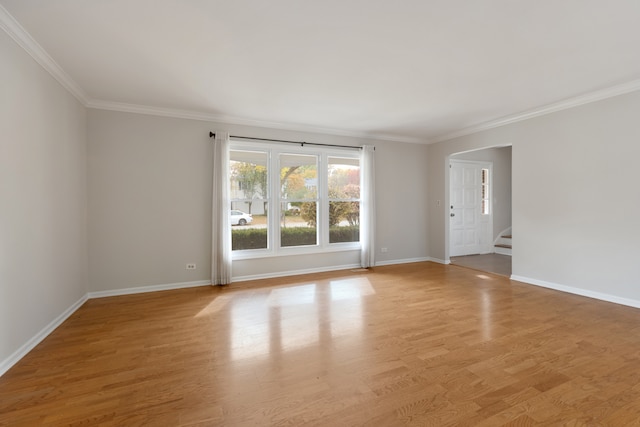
[451,253,512,277]
[3,262,640,426]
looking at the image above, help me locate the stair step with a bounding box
[495,244,512,249]
[502,235,512,239]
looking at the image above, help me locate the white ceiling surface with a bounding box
[2,1,640,143]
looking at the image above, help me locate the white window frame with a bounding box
[230,139,361,260]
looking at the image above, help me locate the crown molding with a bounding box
[86,99,225,122]
[86,99,427,144]
[0,4,89,105]
[430,78,640,144]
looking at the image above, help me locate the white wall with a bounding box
[452,146,512,241]
[87,111,212,292]
[511,93,640,300]
[428,91,640,302]
[0,30,87,369]
[374,141,430,264]
[87,109,430,292]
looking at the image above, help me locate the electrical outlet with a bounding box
[381,247,388,253]
[186,263,196,270]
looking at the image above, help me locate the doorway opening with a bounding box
[448,146,512,277]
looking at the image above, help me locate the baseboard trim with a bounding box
[0,294,88,377]
[232,257,438,282]
[87,280,211,299]
[426,257,450,265]
[494,247,512,256]
[510,275,640,309]
[232,264,362,282]
[375,257,432,267]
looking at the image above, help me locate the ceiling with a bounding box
[2,1,640,143]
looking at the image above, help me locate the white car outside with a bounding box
[230,210,253,226]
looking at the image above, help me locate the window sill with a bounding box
[232,243,361,261]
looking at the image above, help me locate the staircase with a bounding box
[494,232,512,256]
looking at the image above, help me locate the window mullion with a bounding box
[318,153,329,248]
[270,148,280,250]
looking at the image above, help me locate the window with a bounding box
[481,168,490,215]
[229,140,361,256]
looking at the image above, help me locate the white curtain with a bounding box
[360,145,376,268]
[211,132,232,285]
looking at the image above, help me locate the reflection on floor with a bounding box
[450,253,512,277]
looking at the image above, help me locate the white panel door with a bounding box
[450,160,492,257]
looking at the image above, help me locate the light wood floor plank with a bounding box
[2,262,640,425]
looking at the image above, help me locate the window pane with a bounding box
[481,168,489,215]
[281,201,317,247]
[329,201,360,243]
[280,154,317,199]
[231,203,268,250]
[280,153,318,248]
[230,150,268,251]
[230,150,268,205]
[328,157,360,199]
[328,157,360,243]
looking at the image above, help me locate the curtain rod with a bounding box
[209,132,365,150]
